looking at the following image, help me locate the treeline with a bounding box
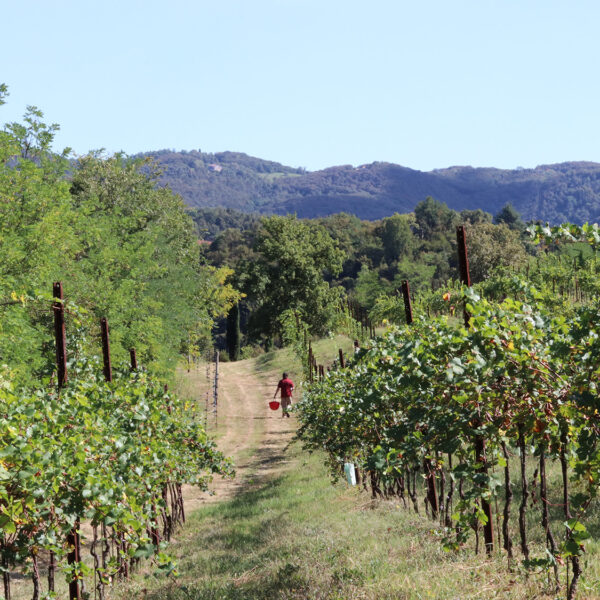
[198,199,530,355]
[145,149,600,224]
[0,88,239,383]
[137,149,304,211]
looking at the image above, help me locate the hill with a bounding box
[140,150,600,223]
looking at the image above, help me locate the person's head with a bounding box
[354,340,360,348]
[282,372,288,379]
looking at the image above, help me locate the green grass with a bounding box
[118,442,600,600]
[115,348,600,600]
[254,335,356,381]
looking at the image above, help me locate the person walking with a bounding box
[274,372,294,418]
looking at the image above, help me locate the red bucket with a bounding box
[269,401,280,411]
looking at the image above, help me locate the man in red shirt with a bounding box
[274,372,294,418]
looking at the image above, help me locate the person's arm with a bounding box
[274,381,281,399]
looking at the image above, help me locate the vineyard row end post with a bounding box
[52,283,82,600]
[456,226,494,555]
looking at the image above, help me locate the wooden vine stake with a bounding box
[129,348,138,371]
[53,282,67,388]
[456,226,494,555]
[52,283,82,599]
[100,318,112,383]
[402,280,438,517]
[401,280,413,325]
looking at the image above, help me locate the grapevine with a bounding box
[297,233,600,599]
[0,354,231,599]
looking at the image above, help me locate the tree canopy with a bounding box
[0,90,239,381]
[240,215,344,341]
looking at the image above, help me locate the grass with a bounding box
[118,441,600,600]
[108,348,600,600]
[254,334,357,380]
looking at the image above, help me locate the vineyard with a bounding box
[4,94,600,598]
[296,224,600,600]
[0,100,244,600]
[0,285,231,600]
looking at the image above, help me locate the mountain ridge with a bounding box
[137,149,600,224]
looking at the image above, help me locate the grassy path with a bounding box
[178,358,297,513]
[121,351,599,600]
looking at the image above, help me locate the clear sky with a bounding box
[2,0,600,172]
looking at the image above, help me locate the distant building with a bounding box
[208,163,223,172]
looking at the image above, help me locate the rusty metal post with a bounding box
[338,348,345,369]
[213,350,219,425]
[403,279,438,518]
[53,284,81,599]
[129,348,138,371]
[100,318,112,383]
[401,280,413,324]
[53,282,67,388]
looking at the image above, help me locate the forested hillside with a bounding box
[142,149,600,224]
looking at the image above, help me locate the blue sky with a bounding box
[2,0,599,172]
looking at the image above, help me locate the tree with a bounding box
[466,222,528,283]
[460,208,492,225]
[0,95,240,380]
[226,302,241,361]
[414,197,459,240]
[243,215,344,342]
[68,153,240,373]
[494,203,525,232]
[354,264,392,309]
[378,213,414,264]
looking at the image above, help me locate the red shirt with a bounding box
[277,378,294,398]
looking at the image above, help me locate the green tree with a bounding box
[0,93,240,380]
[378,213,414,264]
[226,302,241,361]
[243,215,344,342]
[414,197,458,240]
[354,264,393,308]
[68,153,239,373]
[460,208,492,225]
[466,222,528,283]
[494,203,525,232]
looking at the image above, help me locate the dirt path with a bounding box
[182,359,297,512]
